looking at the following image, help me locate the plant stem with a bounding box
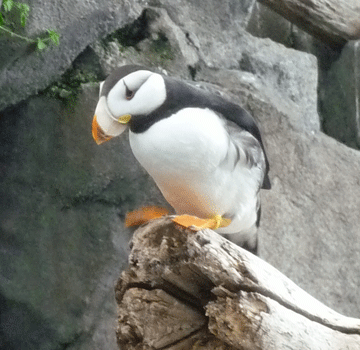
[0,24,35,42]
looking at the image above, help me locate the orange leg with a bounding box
[125,206,169,227]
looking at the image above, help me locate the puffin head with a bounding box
[92,65,166,144]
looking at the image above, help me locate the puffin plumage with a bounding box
[92,65,270,252]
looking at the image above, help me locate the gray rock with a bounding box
[247,2,293,46]
[0,85,168,350]
[196,43,320,135]
[0,0,144,111]
[247,2,317,53]
[320,40,360,149]
[196,28,320,134]
[91,7,200,80]
[260,130,360,319]
[247,2,360,148]
[0,0,257,112]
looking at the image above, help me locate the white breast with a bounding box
[129,107,260,233]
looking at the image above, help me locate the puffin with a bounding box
[91,65,270,252]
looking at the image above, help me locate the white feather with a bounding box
[129,107,262,234]
[95,70,167,138]
[107,71,166,117]
[94,96,127,136]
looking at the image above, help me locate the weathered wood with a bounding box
[257,0,360,47]
[117,288,208,349]
[115,217,360,349]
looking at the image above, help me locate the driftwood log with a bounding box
[115,217,360,349]
[258,0,360,47]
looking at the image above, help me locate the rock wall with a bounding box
[0,1,359,349]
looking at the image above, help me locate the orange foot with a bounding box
[172,214,231,231]
[125,206,169,227]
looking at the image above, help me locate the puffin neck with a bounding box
[129,78,200,133]
[129,77,260,143]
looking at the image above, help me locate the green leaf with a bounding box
[0,1,59,52]
[37,38,47,50]
[20,14,26,26]
[17,3,30,26]
[17,3,30,15]
[3,0,14,12]
[48,29,60,46]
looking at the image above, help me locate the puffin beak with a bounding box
[92,115,113,145]
[91,96,130,145]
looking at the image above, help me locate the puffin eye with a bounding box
[124,82,135,100]
[125,87,135,100]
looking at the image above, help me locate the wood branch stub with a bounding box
[117,288,207,348]
[115,217,360,349]
[206,287,267,349]
[257,0,360,47]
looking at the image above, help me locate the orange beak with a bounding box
[92,115,113,145]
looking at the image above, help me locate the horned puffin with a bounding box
[92,65,270,252]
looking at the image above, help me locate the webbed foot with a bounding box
[172,214,231,231]
[125,206,169,227]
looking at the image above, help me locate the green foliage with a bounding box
[48,29,60,46]
[43,66,100,107]
[0,0,60,50]
[150,32,174,61]
[17,2,30,27]
[36,37,46,50]
[3,0,14,12]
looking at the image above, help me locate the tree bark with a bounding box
[257,0,360,47]
[115,217,360,349]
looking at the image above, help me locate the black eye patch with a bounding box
[100,65,149,97]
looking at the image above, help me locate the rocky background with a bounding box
[0,1,360,349]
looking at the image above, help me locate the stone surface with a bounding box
[0,85,168,350]
[247,2,360,151]
[320,40,360,149]
[247,2,316,53]
[258,0,360,47]
[0,0,144,111]
[0,0,257,112]
[1,1,360,350]
[196,39,320,134]
[90,7,200,80]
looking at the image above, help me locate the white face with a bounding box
[93,70,167,140]
[107,70,166,118]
